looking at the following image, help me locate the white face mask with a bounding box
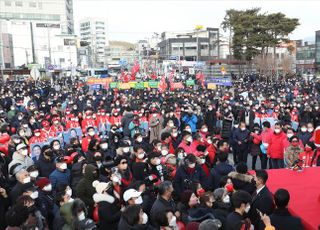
[123,147,130,153]
[68,197,74,203]
[21,149,28,156]
[199,159,206,164]
[202,128,208,133]
[168,123,174,127]
[189,163,196,168]
[154,158,161,165]
[53,145,60,150]
[169,216,177,227]
[274,129,281,134]
[30,191,39,199]
[112,176,121,184]
[43,184,52,192]
[308,128,314,133]
[178,152,185,159]
[100,143,108,149]
[135,196,143,205]
[172,132,178,138]
[88,131,95,136]
[35,133,40,137]
[245,204,251,213]
[185,128,192,133]
[137,153,145,159]
[301,127,307,132]
[240,127,246,131]
[137,137,143,143]
[60,163,67,170]
[23,177,31,184]
[66,189,72,197]
[161,149,169,156]
[142,212,148,224]
[234,124,239,128]
[186,137,193,143]
[30,171,39,178]
[223,195,230,203]
[78,211,86,221]
[287,133,294,139]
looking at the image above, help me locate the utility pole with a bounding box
[0,21,4,81]
[30,22,36,64]
[47,26,52,65]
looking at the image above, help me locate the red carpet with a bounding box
[266,167,320,230]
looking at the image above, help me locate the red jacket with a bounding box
[0,134,10,156]
[268,131,287,159]
[178,141,193,154]
[81,135,99,153]
[41,127,57,139]
[66,121,80,129]
[207,144,216,165]
[109,116,122,126]
[299,150,316,167]
[81,118,96,133]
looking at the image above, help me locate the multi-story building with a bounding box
[79,18,108,67]
[158,27,219,61]
[0,0,75,68]
[316,30,320,72]
[105,41,136,65]
[296,41,316,74]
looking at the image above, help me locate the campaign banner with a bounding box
[291,121,299,131]
[148,81,159,88]
[87,77,113,85]
[135,82,145,89]
[207,83,217,90]
[206,77,232,86]
[119,83,131,90]
[109,82,118,88]
[30,142,49,162]
[186,80,195,86]
[171,82,184,89]
[254,118,261,126]
[261,118,276,128]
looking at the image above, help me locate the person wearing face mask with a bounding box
[8,143,34,173]
[226,190,252,230]
[81,110,96,134]
[76,164,99,217]
[49,117,64,134]
[123,188,144,206]
[118,204,151,229]
[28,129,46,147]
[299,141,317,167]
[35,145,56,178]
[204,104,217,133]
[284,136,304,168]
[297,124,312,146]
[49,157,71,191]
[268,123,287,169]
[182,108,198,134]
[149,109,163,143]
[41,120,57,139]
[133,133,151,153]
[117,140,132,157]
[92,180,121,230]
[233,122,251,164]
[9,167,32,203]
[173,154,208,195]
[178,132,194,155]
[163,154,177,180]
[147,151,166,182]
[27,165,39,182]
[212,188,232,229]
[176,190,201,224]
[7,134,21,158]
[250,124,263,170]
[81,126,99,153]
[170,127,181,149]
[71,199,97,230]
[99,138,114,158]
[36,177,56,228]
[248,170,274,230]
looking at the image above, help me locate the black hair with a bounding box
[122,204,141,226]
[262,121,271,128]
[133,145,143,153]
[158,181,173,196]
[5,204,30,227]
[289,136,299,143]
[255,169,268,184]
[71,198,87,218]
[161,132,171,141]
[236,162,248,174]
[274,188,290,208]
[231,190,252,208]
[217,152,228,162]
[155,209,172,227]
[217,140,228,149]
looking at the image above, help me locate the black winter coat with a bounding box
[35,154,56,178]
[98,200,121,230]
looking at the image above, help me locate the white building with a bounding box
[0,0,75,68]
[79,18,108,67]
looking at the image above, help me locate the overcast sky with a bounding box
[73,0,320,43]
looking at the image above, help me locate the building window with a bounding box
[29,2,36,7]
[15,1,23,7]
[5,1,11,6]
[60,58,65,63]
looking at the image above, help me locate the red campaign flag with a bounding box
[121,70,125,82]
[169,70,174,83]
[196,71,205,88]
[159,75,167,93]
[151,72,157,80]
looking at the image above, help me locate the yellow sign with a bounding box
[119,83,131,90]
[207,83,217,90]
[195,25,204,30]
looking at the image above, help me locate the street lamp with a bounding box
[194,25,203,62]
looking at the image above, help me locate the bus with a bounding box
[88,68,109,78]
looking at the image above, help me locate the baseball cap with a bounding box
[123,189,142,202]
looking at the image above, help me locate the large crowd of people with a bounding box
[0,75,320,230]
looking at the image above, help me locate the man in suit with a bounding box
[267,189,303,230]
[248,170,274,230]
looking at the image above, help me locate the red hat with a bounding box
[69,114,75,118]
[42,120,50,127]
[52,117,59,122]
[34,129,41,133]
[36,177,51,189]
[66,108,70,112]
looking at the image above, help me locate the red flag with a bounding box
[159,75,167,93]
